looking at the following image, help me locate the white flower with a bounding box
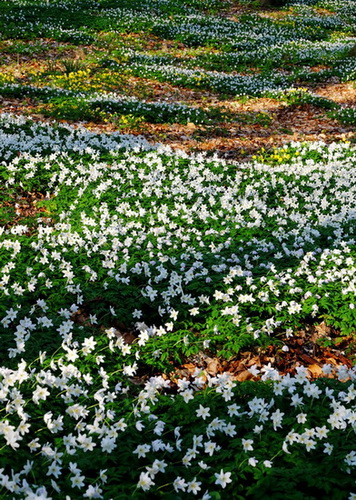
[83,484,103,498]
[69,462,81,475]
[315,426,329,439]
[4,428,21,449]
[180,389,194,403]
[198,461,209,470]
[170,309,178,320]
[47,462,62,479]
[123,363,138,376]
[22,460,33,474]
[71,475,85,489]
[66,404,89,420]
[32,386,50,404]
[204,441,216,456]
[291,394,304,407]
[305,439,317,452]
[151,459,167,474]
[187,478,201,495]
[24,487,52,499]
[50,480,60,493]
[173,477,187,492]
[324,443,334,455]
[137,472,154,491]
[133,444,151,458]
[77,434,95,452]
[214,469,232,488]
[248,364,260,377]
[82,336,97,354]
[242,438,254,451]
[135,421,145,431]
[303,383,322,399]
[345,451,356,467]
[101,437,116,453]
[297,413,307,424]
[271,409,284,430]
[227,403,241,417]
[196,405,210,420]
[28,439,41,452]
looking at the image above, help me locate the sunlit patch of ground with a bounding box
[315,81,356,105]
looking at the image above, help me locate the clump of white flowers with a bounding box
[0,99,355,498]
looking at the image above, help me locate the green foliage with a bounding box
[0,1,355,497]
[268,88,339,109]
[330,107,356,126]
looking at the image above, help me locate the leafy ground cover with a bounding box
[0,0,355,499]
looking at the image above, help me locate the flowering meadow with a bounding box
[0,0,356,499]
